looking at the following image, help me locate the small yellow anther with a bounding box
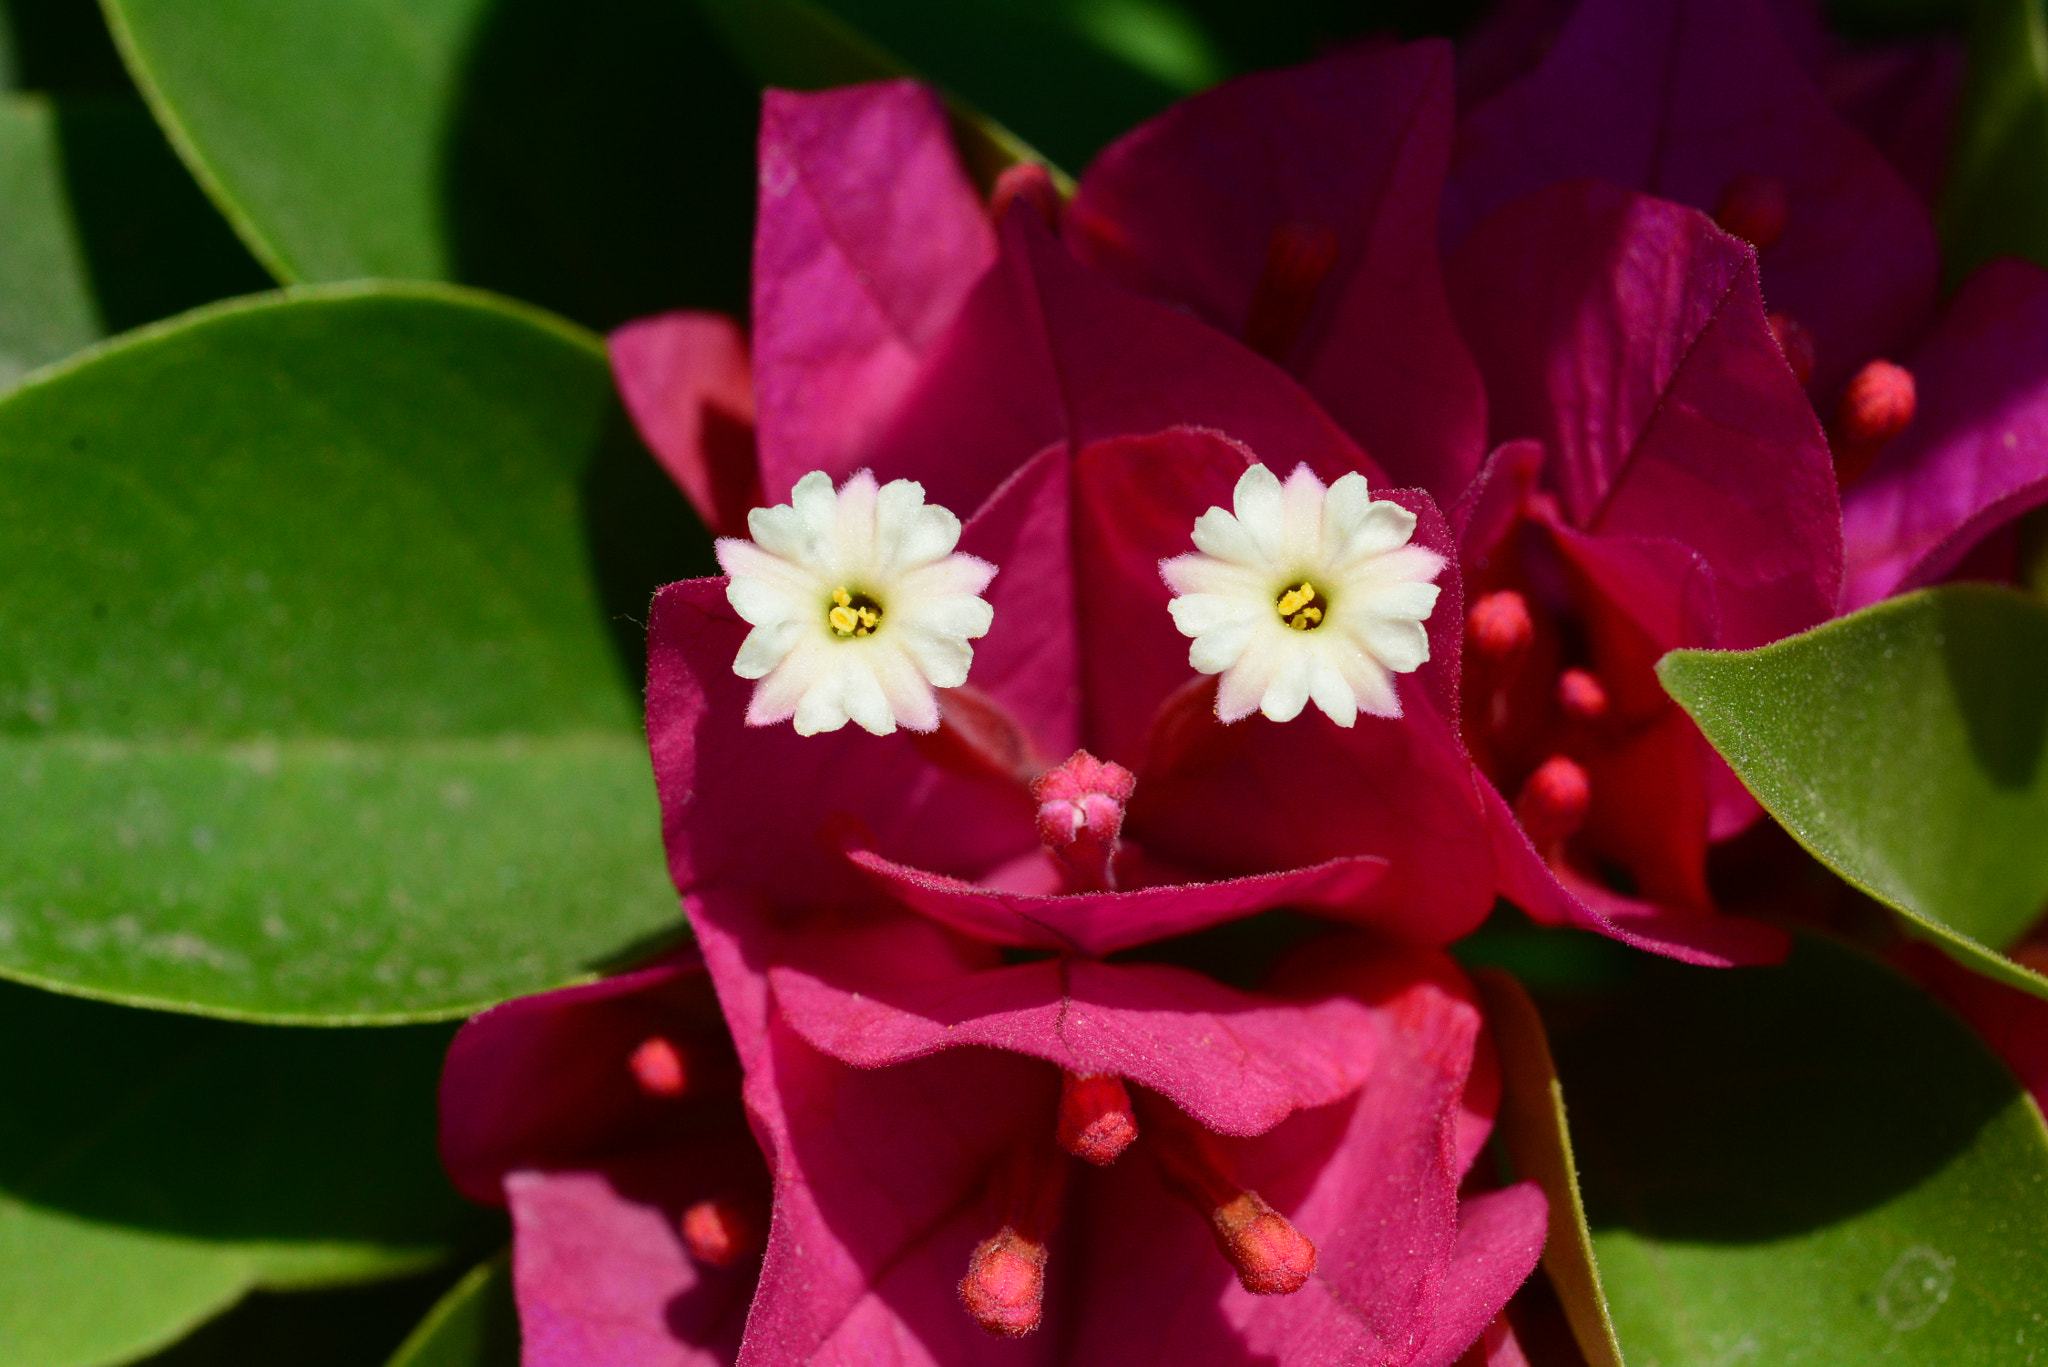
[1276,582,1325,630]
[827,586,883,638]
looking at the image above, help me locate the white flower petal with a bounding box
[745,504,813,562]
[1160,552,1264,597]
[1258,648,1313,723]
[733,620,802,678]
[1342,653,1402,718]
[914,591,996,641]
[1354,615,1433,673]
[726,574,801,629]
[839,657,897,736]
[792,677,853,735]
[1230,464,1286,562]
[1279,465,1326,562]
[899,623,974,689]
[1352,546,1446,592]
[1169,593,1256,638]
[1305,648,1359,727]
[1189,620,1255,675]
[1354,579,1442,624]
[1334,497,1417,563]
[1319,473,1367,561]
[720,469,994,734]
[897,553,997,605]
[746,648,818,726]
[1189,507,1262,566]
[1158,458,1442,727]
[877,640,948,725]
[1215,648,1279,722]
[826,470,879,570]
[893,501,962,572]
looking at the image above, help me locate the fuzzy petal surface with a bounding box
[508,1158,756,1367]
[752,82,996,501]
[869,207,1378,521]
[769,930,1382,1137]
[610,312,761,537]
[647,578,1034,909]
[1843,259,2048,607]
[1447,0,1939,396]
[1448,180,1839,650]
[846,845,1386,955]
[1070,41,1486,499]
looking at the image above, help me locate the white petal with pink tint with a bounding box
[1160,463,1444,727]
[716,469,995,736]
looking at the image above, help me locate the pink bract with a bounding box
[620,76,1544,1365]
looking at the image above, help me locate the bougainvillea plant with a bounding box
[3,0,2048,1364]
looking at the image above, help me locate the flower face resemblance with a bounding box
[716,469,994,735]
[1162,464,1446,726]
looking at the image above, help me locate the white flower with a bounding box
[716,470,995,736]
[1159,463,1444,727]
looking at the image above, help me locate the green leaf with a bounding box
[0,283,706,1022]
[1546,933,2048,1366]
[1941,0,2048,286]
[1473,969,1625,1367]
[384,1256,518,1367]
[98,0,758,329]
[0,91,271,391]
[0,979,492,1367]
[0,95,98,387]
[1659,585,2048,1003]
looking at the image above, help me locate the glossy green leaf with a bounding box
[1659,586,2048,1003]
[1941,0,2048,285]
[1474,969,1624,1367]
[0,979,492,1367]
[0,91,270,390]
[0,284,706,1022]
[385,1256,518,1367]
[1545,933,2048,1366]
[0,94,96,386]
[100,0,758,329]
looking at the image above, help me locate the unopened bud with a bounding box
[1212,1190,1318,1295]
[1144,1094,1319,1297]
[629,1035,688,1098]
[1515,754,1591,849]
[1833,359,1916,487]
[1032,750,1136,893]
[1767,311,1816,386]
[1467,589,1535,661]
[960,1228,1048,1336]
[1714,173,1789,250]
[1836,359,1916,447]
[1056,1072,1138,1165]
[680,1196,761,1267]
[1556,668,1608,722]
[991,162,1062,230]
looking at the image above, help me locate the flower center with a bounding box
[827,586,884,638]
[1275,581,1326,631]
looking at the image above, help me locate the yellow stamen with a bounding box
[1276,582,1325,630]
[828,586,883,638]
